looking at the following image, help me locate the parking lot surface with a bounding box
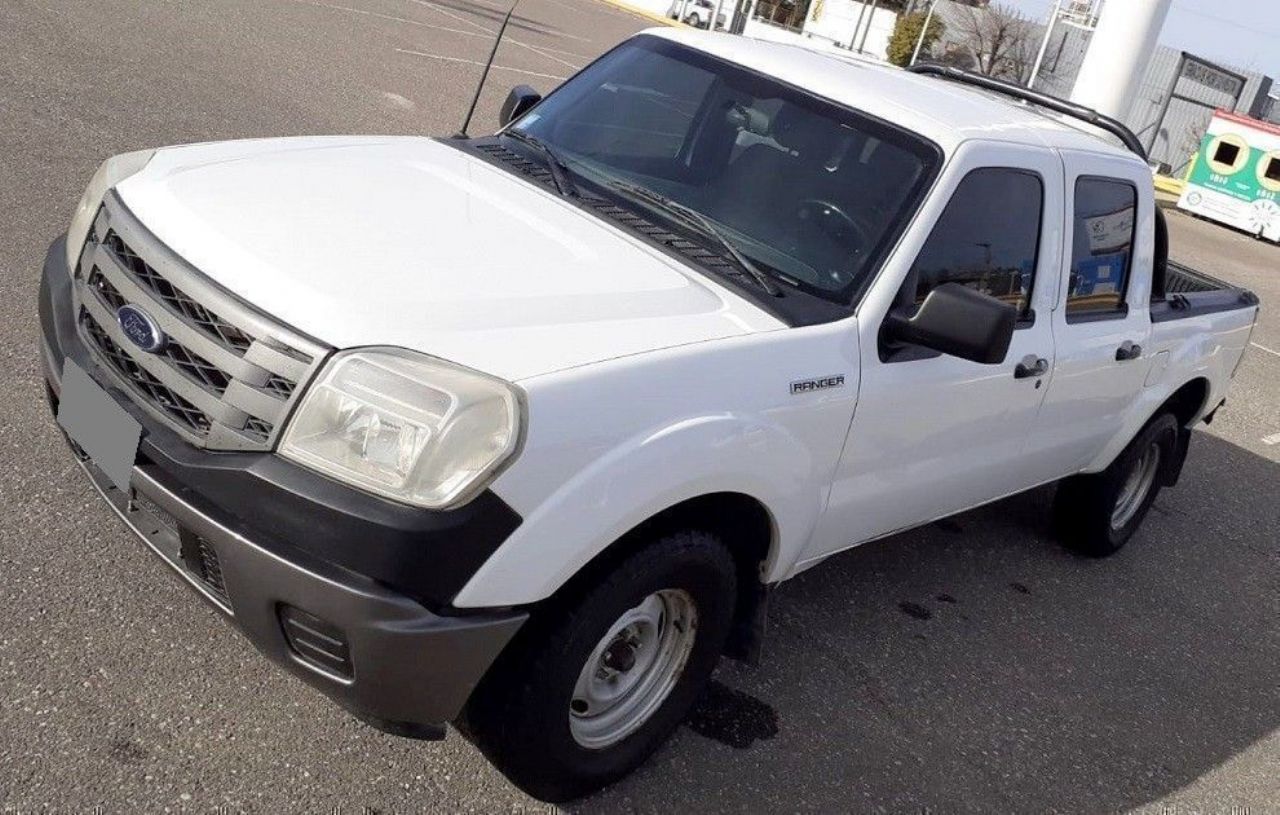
[1,1,1277,811]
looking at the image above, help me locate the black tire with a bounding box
[464,530,737,802]
[1054,412,1180,557]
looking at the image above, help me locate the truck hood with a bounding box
[115,136,783,381]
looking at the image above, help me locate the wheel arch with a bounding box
[1088,375,1213,475]
[1152,376,1210,486]
[534,491,778,663]
[1161,376,1211,428]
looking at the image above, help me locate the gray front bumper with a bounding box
[41,234,527,737]
[65,449,524,737]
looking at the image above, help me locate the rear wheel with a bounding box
[1054,412,1180,557]
[464,530,737,802]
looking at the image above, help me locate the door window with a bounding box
[1067,177,1137,318]
[908,167,1044,318]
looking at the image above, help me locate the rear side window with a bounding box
[1067,177,1137,317]
[909,167,1043,318]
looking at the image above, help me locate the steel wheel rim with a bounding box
[1111,442,1161,530]
[569,588,698,750]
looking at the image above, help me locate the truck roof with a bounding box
[649,28,1143,163]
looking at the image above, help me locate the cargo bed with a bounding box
[1151,261,1260,323]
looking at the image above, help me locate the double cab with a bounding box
[39,29,1259,801]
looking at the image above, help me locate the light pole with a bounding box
[849,0,870,50]
[1028,0,1063,89]
[856,0,880,54]
[909,0,938,67]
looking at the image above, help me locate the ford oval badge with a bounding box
[116,304,167,353]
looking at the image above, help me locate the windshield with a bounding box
[507,35,940,307]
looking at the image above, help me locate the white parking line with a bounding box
[396,48,569,80]
[1251,341,1280,358]
[404,0,595,42]
[288,0,489,39]
[401,0,592,70]
[287,0,591,65]
[381,91,417,110]
[526,0,599,12]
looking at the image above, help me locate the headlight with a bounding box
[66,149,157,273]
[279,348,523,509]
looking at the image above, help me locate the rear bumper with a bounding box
[40,235,527,736]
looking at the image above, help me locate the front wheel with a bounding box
[1054,412,1180,556]
[464,530,737,802]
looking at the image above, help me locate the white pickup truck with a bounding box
[40,29,1259,802]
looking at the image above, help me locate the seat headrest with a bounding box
[725,102,769,136]
[769,105,831,160]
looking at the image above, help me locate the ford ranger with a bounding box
[39,29,1259,801]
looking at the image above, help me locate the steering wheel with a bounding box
[796,199,870,250]
[793,199,873,286]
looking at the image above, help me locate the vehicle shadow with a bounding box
[573,430,1279,812]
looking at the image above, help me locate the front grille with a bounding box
[279,605,354,680]
[103,230,254,354]
[72,193,329,450]
[87,268,126,309]
[87,270,231,396]
[263,374,295,398]
[82,308,214,434]
[162,340,232,395]
[242,416,273,442]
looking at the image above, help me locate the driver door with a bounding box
[806,142,1064,562]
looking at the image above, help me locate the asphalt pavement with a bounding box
[1,1,1277,812]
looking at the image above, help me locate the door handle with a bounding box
[1014,354,1049,379]
[1115,341,1143,361]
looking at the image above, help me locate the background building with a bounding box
[929,0,1276,174]
[650,0,1276,175]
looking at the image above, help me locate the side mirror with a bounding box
[499,85,542,128]
[882,283,1016,364]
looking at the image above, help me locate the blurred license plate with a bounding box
[57,360,142,492]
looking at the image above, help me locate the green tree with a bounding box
[887,10,945,68]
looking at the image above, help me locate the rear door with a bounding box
[1025,150,1155,480]
[807,141,1063,559]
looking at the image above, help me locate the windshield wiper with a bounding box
[503,129,578,198]
[606,180,782,297]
